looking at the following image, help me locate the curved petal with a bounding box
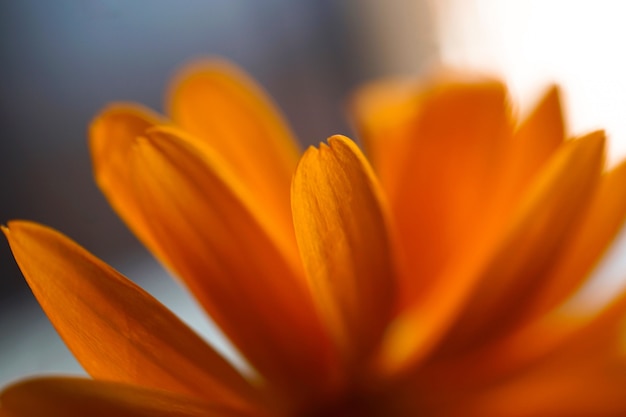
[1,377,251,417]
[89,104,165,255]
[128,126,334,400]
[2,221,257,411]
[377,132,605,376]
[292,135,397,368]
[167,59,299,241]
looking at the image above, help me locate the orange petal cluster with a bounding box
[3,60,626,417]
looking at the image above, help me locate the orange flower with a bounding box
[2,60,626,417]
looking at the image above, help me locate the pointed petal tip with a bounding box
[536,84,563,117]
[3,220,44,240]
[545,84,561,99]
[1,221,36,252]
[576,129,606,157]
[2,220,25,240]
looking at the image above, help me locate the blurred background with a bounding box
[2,0,626,383]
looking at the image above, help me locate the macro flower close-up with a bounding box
[2,58,626,417]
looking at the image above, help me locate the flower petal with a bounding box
[457,331,626,417]
[1,377,250,417]
[168,59,298,239]
[378,131,605,375]
[505,86,565,190]
[389,287,626,416]
[292,135,396,367]
[486,86,566,217]
[386,79,513,306]
[2,221,257,410]
[480,279,626,392]
[128,126,334,400]
[354,80,573,319]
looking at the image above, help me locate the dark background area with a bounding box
[0,1,437,308]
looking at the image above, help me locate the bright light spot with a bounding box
[435,0,626,164]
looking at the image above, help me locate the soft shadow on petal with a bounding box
[168,59,299,245]
[292,135,397,371]
[1,377,251,417]
[129,126,334,403]
[2,221,258,411]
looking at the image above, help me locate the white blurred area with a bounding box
[433,0,626,166]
